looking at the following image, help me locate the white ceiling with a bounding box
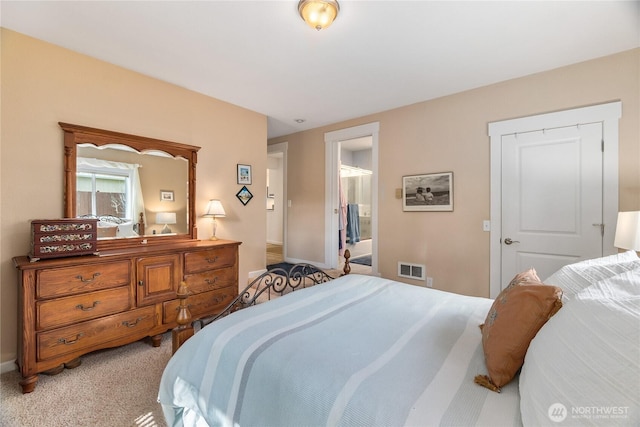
[2,1,638,139]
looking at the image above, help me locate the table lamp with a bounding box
[156,212,177,234]
[203,199,226,240]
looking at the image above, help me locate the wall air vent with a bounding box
[398,262,426,281]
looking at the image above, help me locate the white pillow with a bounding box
[520,268,640,426]
[543,251,639,300]
[116,221,138,237]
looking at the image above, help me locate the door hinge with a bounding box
[601,139,605,152]
[593,223,604,236]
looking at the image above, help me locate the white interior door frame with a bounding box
[325,122,380,272]
[268,141,288,259]
[488,102,621,298]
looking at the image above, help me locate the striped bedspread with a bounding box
[159,274,522,426]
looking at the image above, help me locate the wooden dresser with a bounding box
[13,239,240,393]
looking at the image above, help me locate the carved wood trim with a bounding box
[59,122,201,251]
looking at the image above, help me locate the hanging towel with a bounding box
[346,204,360,243]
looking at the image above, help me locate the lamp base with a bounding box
[161,224,172,234]
[210,218,219,240]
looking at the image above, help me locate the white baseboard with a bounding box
[1,359,16,374]
[248,269,267,279]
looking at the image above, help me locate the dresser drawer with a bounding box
[163,288,236,324]
[37,306,156,361]
[37,260,130,299]
[36,286,132,331]
[184,247,236,274]
[183,266,237,294]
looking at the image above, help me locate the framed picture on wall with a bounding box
[160,190,175,202]
[402,172,453,212]
[237,164,252,185]
[236,186,253,205]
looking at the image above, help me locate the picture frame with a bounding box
[236,185,253,206]
[402,172,453,212]
[237,164,252,185]
[160,190,175,202]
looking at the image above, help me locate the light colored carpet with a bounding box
[0,334,172,427]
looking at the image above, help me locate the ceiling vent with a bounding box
[398,262,426,281]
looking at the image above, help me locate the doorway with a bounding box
[267,142,287,266]
[324,122,379,273]
[488,102,621,297]
[340,138,373,263]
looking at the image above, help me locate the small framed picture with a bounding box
[236,185,253,206]
[402,172,453,212]
[160,190,175,202]
[237,164,252,185]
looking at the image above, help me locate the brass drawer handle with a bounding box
[122,317,145,328]
[58,333,84,345]
[76,301,100,311]
[205,277,218,286]
[205,256,219,264]
[76,272,101,283]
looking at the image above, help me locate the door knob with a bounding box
[504,238,520,245]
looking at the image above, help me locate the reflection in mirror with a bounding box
[77,144,188,239]
[60,122,200,251]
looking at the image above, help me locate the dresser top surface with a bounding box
[13,239,241,270]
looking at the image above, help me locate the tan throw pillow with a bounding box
[475,268,563,392]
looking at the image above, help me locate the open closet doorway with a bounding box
[267,142,287,266]
[325,123,379,274]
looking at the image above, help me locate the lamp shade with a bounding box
[614,211,640,251]
[203,199,226,217]
[298,0,339,31]
[156,212,177,225]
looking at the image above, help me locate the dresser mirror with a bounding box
[61,122,200,250]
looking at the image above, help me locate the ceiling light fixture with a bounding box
[298,0,340,31]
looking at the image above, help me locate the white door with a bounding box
[501,123,603,283]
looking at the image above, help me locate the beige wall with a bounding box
[271,48,640,297]
[0,29,267,364]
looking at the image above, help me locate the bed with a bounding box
[158,252,640,427]
[87,214,143,238]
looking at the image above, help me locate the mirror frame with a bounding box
[60,122,201,251]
